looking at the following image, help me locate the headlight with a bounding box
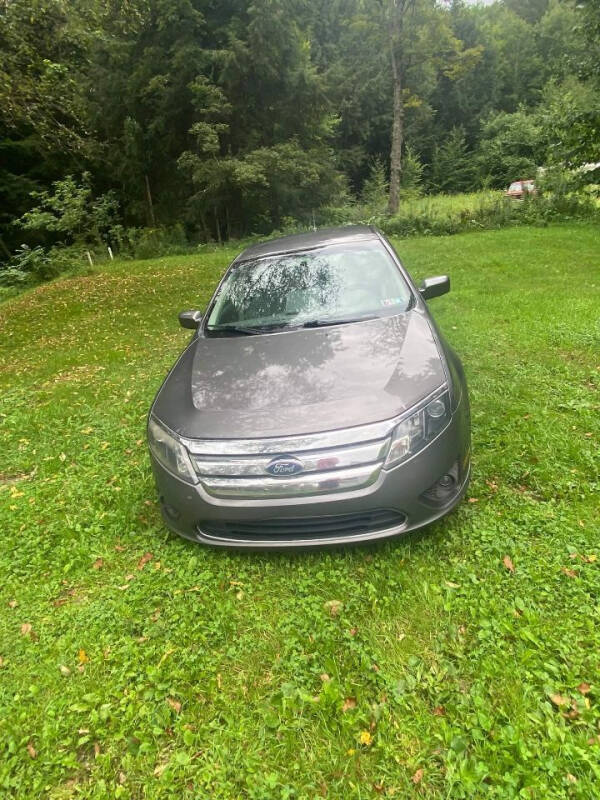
[385,390,451,469]
[148,417,198,484]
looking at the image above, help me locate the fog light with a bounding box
[420,462,460,507]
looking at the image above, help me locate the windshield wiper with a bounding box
[301,313,378,329]
[207,323,295,336]
[208,314,379,335]
[207,325,268,335]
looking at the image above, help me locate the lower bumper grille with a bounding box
[198,509,406,542]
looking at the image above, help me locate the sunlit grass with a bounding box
[397,189,504,216]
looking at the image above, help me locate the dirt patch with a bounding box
[0,470,34,486]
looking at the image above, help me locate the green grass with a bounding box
[395,190,504,216]
[1,223,599,799]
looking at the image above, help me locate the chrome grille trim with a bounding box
[183,421,395,456]
[193,438,389,477]
[199,463,381,499]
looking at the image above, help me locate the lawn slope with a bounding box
[1,223,599,799]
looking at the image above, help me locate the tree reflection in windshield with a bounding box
[206,241,411,333]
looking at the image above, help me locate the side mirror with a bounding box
[178,309,203,330]
[419,275,450,300]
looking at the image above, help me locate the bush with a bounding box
[18,174,121,247]
[360,157,388,212]
[400,147,425,195]
[428,128,476,194]
[0,244,56,287]
[115,224,191,260]
[477,108,547,188]
[320,191,519,237]
[319,183,600,240]
[534,166,599,218]
[2,188,598,297]
[0,266,30,288]
[0,224,195,292]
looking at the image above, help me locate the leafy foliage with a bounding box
[0,0,598,284]
[0,246,50,288]
[429,128,476,194]
[575,0,600,83]
[360,158,389,211]
[477,108,547,188]
[18,175,120,246]
[541,79,600,170]
[400,146,425,194]
[0,0,90,155]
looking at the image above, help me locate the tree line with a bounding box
[0,0,598,254]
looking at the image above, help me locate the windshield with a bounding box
[205,240,412,334]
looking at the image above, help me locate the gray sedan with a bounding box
[148,225,470,548]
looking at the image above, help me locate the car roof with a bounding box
[236,225,379,262]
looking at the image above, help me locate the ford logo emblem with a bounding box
[265,456,304,477]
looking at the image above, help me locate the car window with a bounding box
[205,240,412,333]
[508,182,522,192]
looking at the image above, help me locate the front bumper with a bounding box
[150,396,470,549]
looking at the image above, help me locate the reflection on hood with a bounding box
[154,310,445,439]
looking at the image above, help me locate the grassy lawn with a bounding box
[392,190,504,216]
[1,223,599,799]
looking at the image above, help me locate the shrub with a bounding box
[372,192,519,237]
[360,157,389,211]
[477,108,547,188]
[428,128,476,194]
[0,244,56,287]
[18,174,122,247]
[116,224,191,260]
[534,165,599,218]
[400,147,425,195]
[0,265,30,288]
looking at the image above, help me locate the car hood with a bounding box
[152,310,446,439]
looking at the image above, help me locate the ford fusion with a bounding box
[148,225,470,548]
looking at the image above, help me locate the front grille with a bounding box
[185,424,394,499]
[198,509,406,542]
[180,384,447,500]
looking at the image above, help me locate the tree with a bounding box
[429,127,475,193]
[0,0,91,156]
[361,157,389,209]
[541,78,600,168]
[179,0,341,236]
[0,0,95,251]
[574,0,600,84]
[83,0,211,227]
[482,5,544,113]
[400,146,424,193]
[311,0,393,193]
[538,0,587,84]
[504,0,549,25]
[0,0,597,256]
[477,108,547,187]
[385,0,482,213]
